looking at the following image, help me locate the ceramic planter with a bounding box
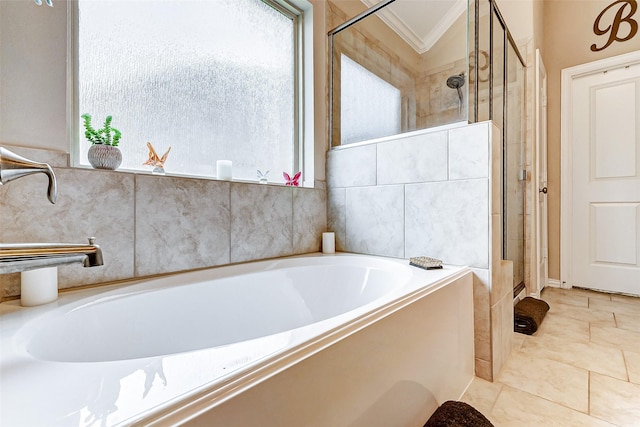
[88,144,122,170]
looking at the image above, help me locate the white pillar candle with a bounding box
[216,160,233,180]
[21,267,58,307]
[322,232,336,254]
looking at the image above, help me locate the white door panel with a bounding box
[592,203,638,265]
[571,63,640,294]
[593,83,637,178]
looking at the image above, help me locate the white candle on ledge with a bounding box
[322,232,336,254]
[216,160,233,180]
[21,267,58,307]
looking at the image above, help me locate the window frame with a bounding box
[68,0,310,185]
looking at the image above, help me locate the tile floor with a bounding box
[461,286,640,426]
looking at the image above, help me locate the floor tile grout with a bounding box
[621,350,630,382]
[463,286,640,426]
[588,370,591,416]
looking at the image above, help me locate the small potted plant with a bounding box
[81,114,123,170]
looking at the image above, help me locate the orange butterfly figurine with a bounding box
[143,142,171,170]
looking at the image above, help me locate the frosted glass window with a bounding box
[340,54,401,145]
[77,0,298,182]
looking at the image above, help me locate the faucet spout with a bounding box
[0,238,104,274]
[0,147,57,204]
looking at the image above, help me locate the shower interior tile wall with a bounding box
[327,2,468,144]
[327,121,513,381]
[0,145,326,299]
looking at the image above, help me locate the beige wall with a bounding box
[496,0,535,44]
[420,10,468,74]
[0,0,68,151]
[494,0,544,51]
[543,0,640,280]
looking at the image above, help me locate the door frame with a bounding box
[533,48,547,298]
[560,50,640,289]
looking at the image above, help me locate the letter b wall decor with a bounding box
[591,0,639,52]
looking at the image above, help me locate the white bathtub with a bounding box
[0,253,474,426]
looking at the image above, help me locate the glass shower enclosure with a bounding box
[328,0,526,292]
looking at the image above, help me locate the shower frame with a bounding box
[471,0,527,293]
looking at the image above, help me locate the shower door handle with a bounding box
[539,187,547,194]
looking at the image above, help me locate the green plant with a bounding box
[81,114,122,146]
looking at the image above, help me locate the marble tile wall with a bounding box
[417,58,469,128]
[345,185,405,258]
[0,168,136,294]
[327,122,491,264]
[489,124,515,381]
[405,180,489,268]
[0,146,327,299]
[377,131,448,184]
[327,121,513,381]
[135,175,231,276]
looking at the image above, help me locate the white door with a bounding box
[571,62,640,295]
[535,49,548,296]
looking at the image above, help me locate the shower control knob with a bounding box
[539,187,548,194]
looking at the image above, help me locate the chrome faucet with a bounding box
[0,146,104,274]
[0,147,57,204]
[0,238,104,274]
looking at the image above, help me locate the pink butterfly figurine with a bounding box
[283,171,301,186]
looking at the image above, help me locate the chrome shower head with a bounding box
[446,73,465,115]
[446,74,465,89]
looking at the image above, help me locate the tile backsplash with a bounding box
[405,179,489,268]
[0,146,326,300]
[327,122,491,266]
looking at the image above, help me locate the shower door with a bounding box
[472,0,526,292]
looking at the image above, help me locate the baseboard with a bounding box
[547,279,562,288]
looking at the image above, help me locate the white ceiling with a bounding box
[360,0,467,54]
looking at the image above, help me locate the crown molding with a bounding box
[360,0,466,54]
